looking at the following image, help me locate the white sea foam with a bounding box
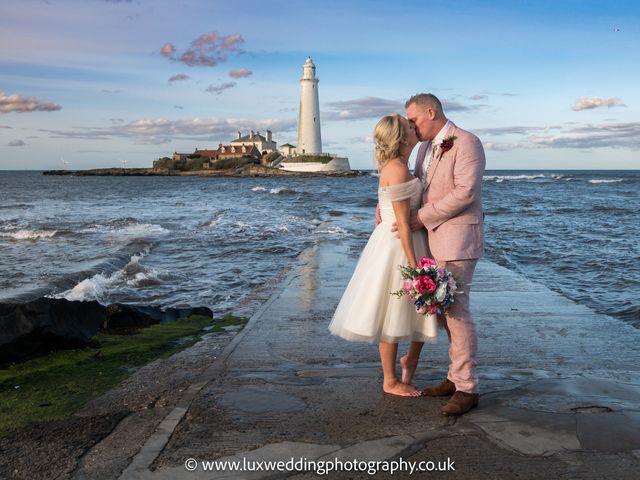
[315,225,351,237]
[250,186,295,194]
[0,229,58,240]
[270,187,293,194]
[588,179,624,184]
[81,222,169,236]
[207,217,223,228]
[483,174,559,182]
[54,272,113,302]
[49,249,164,303]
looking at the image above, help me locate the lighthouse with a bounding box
[297,56,322,154]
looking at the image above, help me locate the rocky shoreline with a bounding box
[0,297,213,364]
[43,164,368,177]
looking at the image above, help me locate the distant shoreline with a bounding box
[42,165,367,178]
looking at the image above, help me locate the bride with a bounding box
[329,113,437,397]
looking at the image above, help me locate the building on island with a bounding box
[230,130,276,154]
[217,143,261,160]
[278,143,297,156]
[194,149,219,161]
[172,152,191,162]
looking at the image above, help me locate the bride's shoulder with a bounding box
[379,160,412,188]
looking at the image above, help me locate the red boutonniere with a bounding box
[438,135,457,156]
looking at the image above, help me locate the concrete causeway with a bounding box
[116,241,640,479]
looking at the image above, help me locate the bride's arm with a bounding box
[392,198,417,268]
[385,164,417,268]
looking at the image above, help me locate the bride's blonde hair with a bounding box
[374,113,405,167]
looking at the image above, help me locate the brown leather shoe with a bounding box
[422,378,456,397]
[441,391,479,416]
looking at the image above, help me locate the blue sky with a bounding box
[1,0,639,170]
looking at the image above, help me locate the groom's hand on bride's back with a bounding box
[391,209,424,236]
[376,203,382,225]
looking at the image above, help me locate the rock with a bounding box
[102,304,159,332]
[0,298,106,364]
[159,306,213,322]
[0,299,214,363]
[101,304,213,331]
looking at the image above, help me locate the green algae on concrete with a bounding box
[0,314,246,436]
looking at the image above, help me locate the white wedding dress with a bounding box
[329,177,438,344]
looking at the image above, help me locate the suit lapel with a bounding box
[425,146,441,189]
[426,124,457,190]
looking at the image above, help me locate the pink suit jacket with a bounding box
[414,123,486,261]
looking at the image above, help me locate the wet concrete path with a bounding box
[117,241,640,479]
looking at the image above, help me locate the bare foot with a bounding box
[383,379,421,397]
[400,354,418,385]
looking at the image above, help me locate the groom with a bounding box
[403,93,486,416]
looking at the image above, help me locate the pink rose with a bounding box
[418,257,436,269]
[427,305,438,314]
[417,305,428,315]
[402,279,413,294]
[415,275,437,294]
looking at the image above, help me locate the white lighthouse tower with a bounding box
[297,56,322,154]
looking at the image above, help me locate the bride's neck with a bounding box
[398,147,411,163]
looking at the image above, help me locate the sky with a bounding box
[1,0,639,170]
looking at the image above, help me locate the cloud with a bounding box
[480,121,640,150]
[101,89,122,94]
[475,126,561,136]
[531,122,640,149]
[572,97,626,111]
[8,139,26,147]
[442,100,485,112]
[160,43,175,58]
[323,96,483,121]
[168,73,189,83]
[484,142,527,151]
[40,117,296,145]
[346,135,374,144]
[229,68,252,79]
[324,97,404,120]
[174,105,184,110]
[469,95,488,101]
[0,125,12,129]
[161,32,245,67]
[205,82,236,95]
[0,91,62,114]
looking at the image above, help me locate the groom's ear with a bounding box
[427,108,436,120]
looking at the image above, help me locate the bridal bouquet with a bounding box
[392,257,461,315]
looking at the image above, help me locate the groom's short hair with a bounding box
[405,93,443,113]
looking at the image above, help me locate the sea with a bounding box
[0,170,638,328]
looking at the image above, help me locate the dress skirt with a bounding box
[329,223,438,344]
